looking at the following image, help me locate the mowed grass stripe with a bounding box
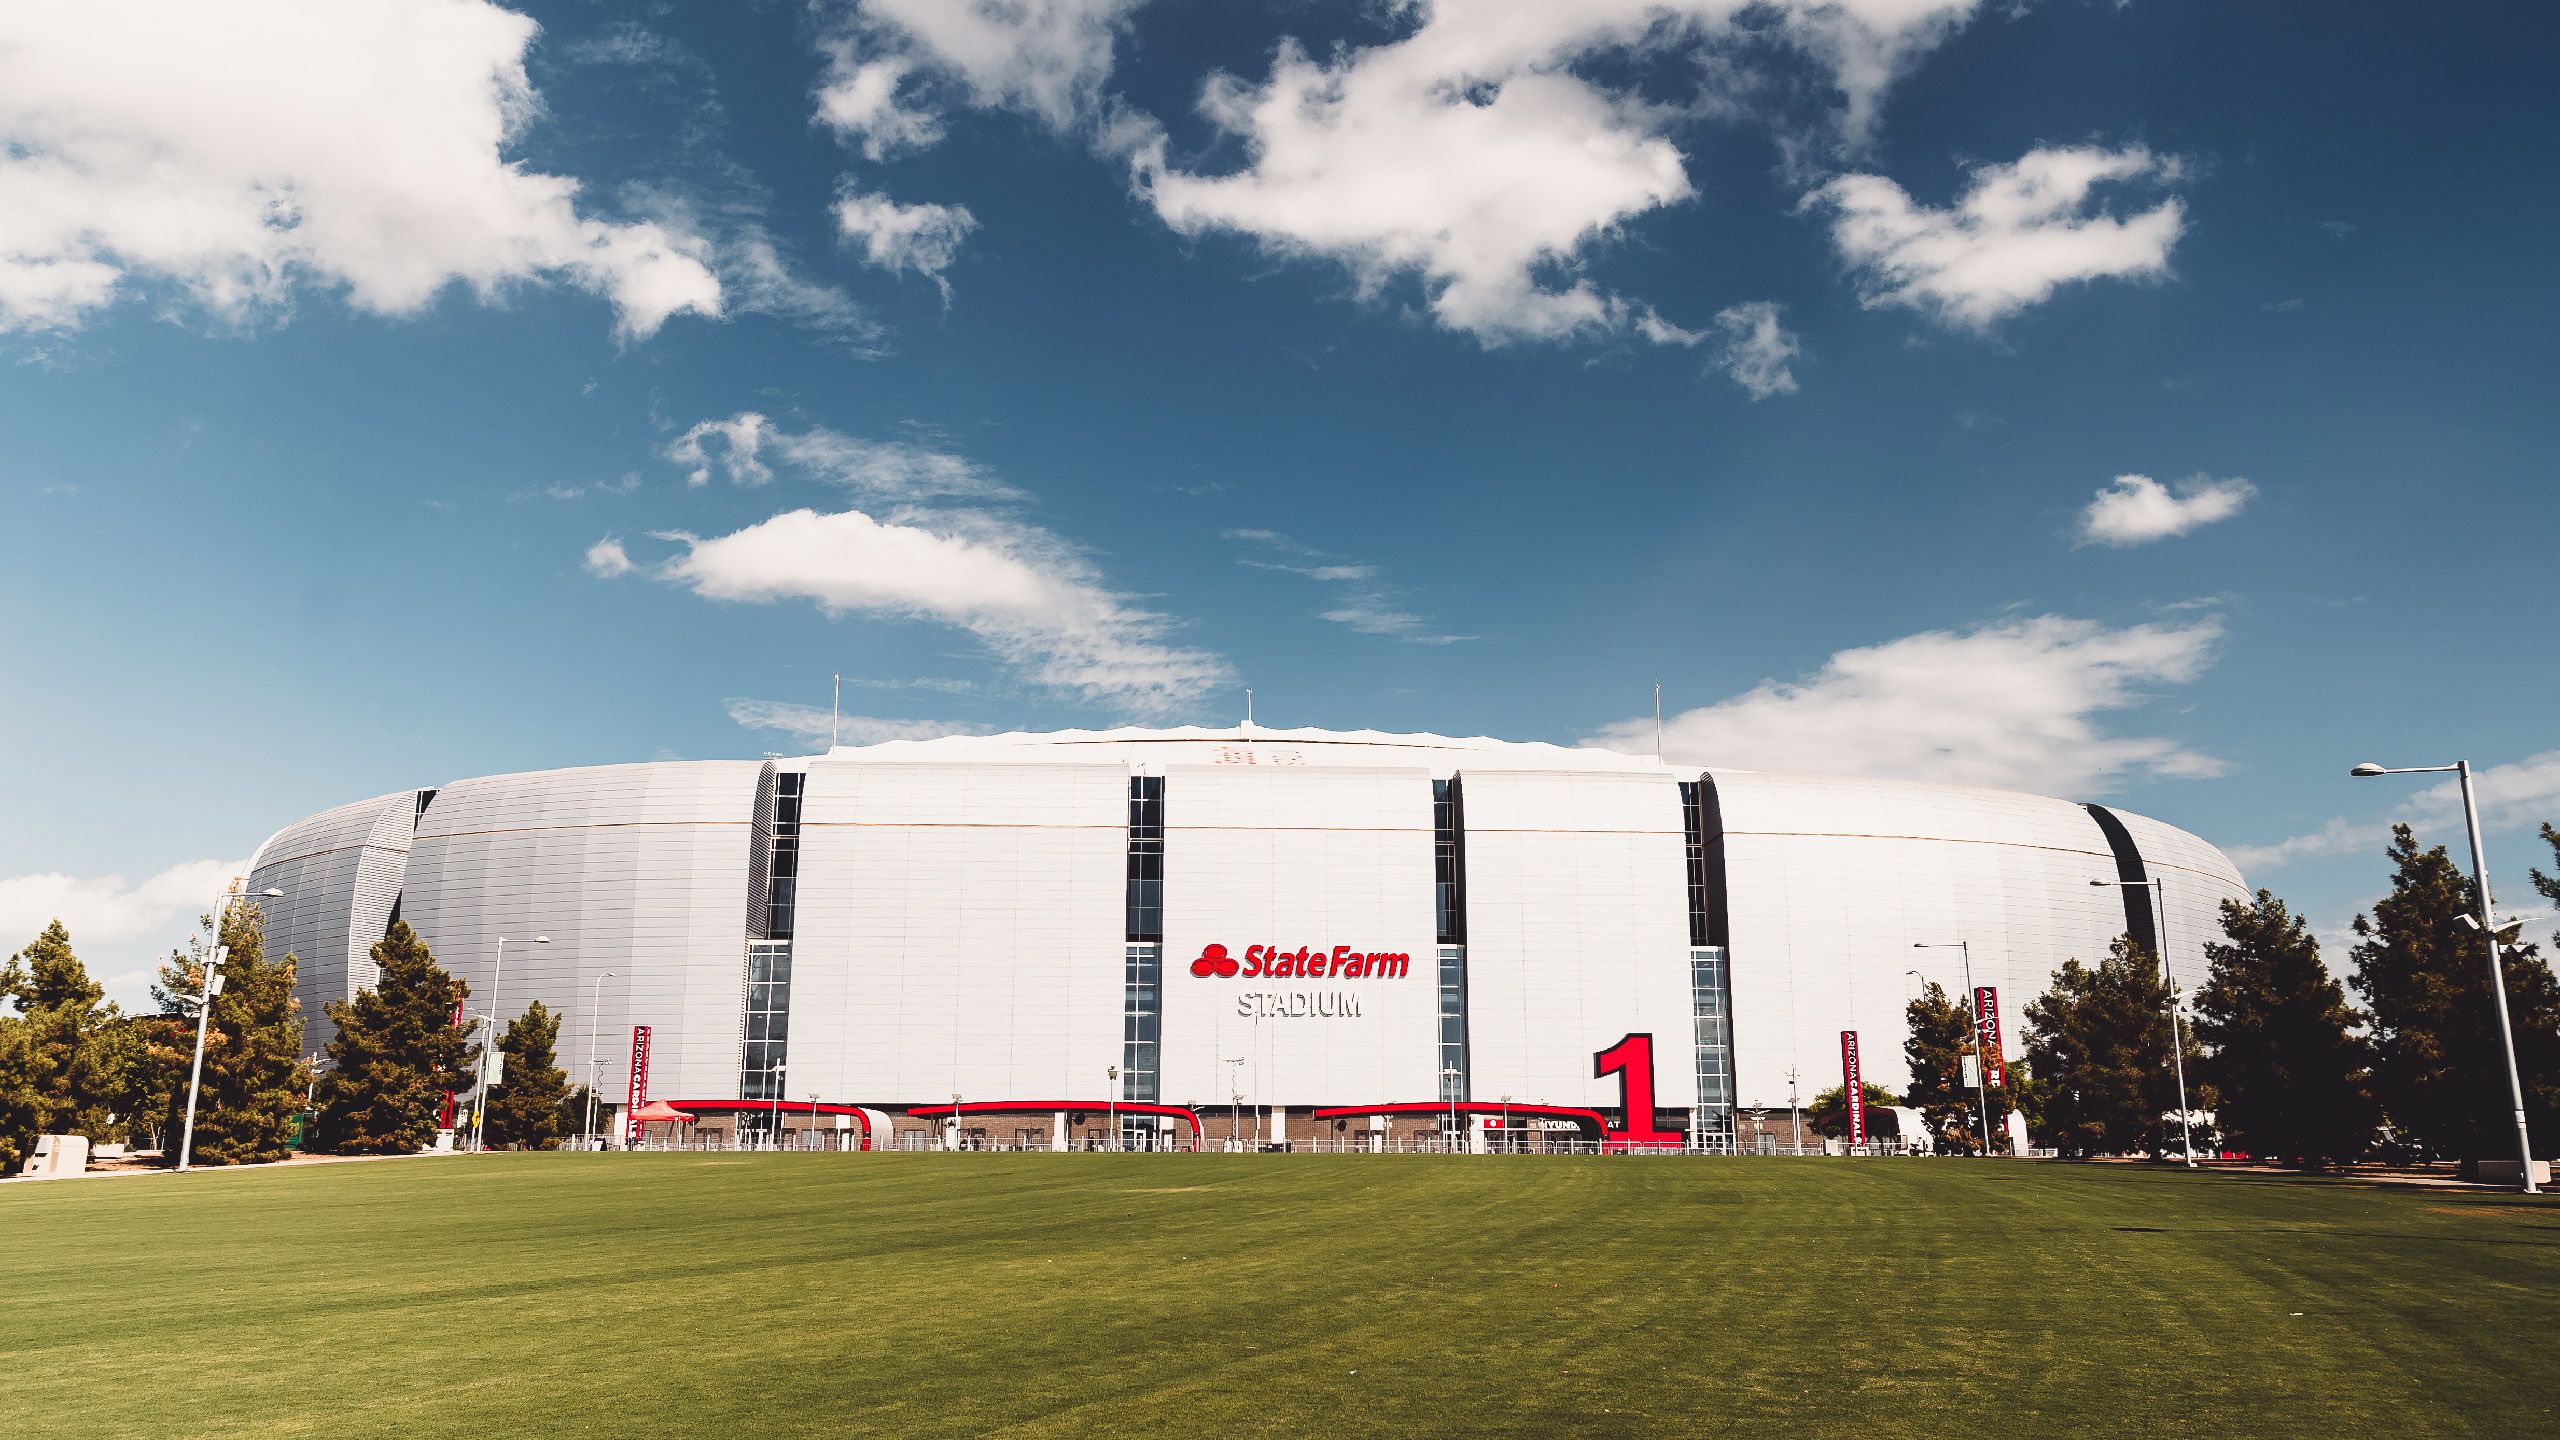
[5,1157,2556,1437]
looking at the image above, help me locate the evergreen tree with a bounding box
[1804,1081,1899,1139]
[1901,981,2034,1154]
[2024,938,2197,1158]
[2535,823,2560,945]
[2350,825,2560,1161]
[2192,891,2374,1166]
[1902,981,1982,1154]
[159,903,309,1166]
[485,999,569,1150]
[0,1011,37,1173]
[559,1083,599,1148]
[311,921,472,1155]
[0,921,127,1160]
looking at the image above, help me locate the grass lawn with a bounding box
[6,1155,2558,1437]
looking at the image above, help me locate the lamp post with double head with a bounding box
[2353,760,2540,1194]
[765,1060,788,1149]
[472,934,549,1154]
[2091,878,2198,1168]
[1106,1063,1120,1151]
[178,886,283,1173]
[582,969,616,1151]
[1913,941,1993,1157]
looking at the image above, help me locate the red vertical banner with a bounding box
[1974,987,2006,1091]
[440,991,466,1129]
[625,1024,652,1143]
[1840,1031,1866,1144]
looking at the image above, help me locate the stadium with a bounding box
[241,726,2249,1152]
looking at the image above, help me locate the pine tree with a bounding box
[1901,981,2034,1154]
[0,1013,38,1173]
[485,999,569,1150]
[160,903,310,1166]
[1902,982,1982,1154]
[2192,891,2374,1167]
[2024,938,2197,1158]
[2534,824,2560,946]
[1804,1081,1899,1139]
[311,921,472,1155]
[2350,824,2560,1162]
[1,921,127,1160]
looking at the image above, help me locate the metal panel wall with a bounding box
[1156,764,1439,1109]
[2106,805,2254,995]
[1711,771,2140,1108]
[397,762,762,1102]
[1457,769,1696,1111]
[789,760,1127,1103]
[246,790,420,1048]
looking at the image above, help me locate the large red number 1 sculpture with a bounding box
[1593,1033,1683,1149]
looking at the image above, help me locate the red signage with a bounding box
[1190,943,1410,980]
[1593,1033,1683,1149]
[1974,987,2006,1091]
[625,1025,652,1143]
[1841,1031,1866,1145]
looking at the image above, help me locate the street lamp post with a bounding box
[178,886,282,1173]
[808,1092,821,1151]
[2354,760,2541,1194]
[1441,1065,1462,1152]
[766,1060,788,1150]
[472,934,549,1154]
[949,1092,963,1151]
[2092,878,2198,1168]
[1913,942,1994,1157]
[1225,1057,1245,1151]
[1106,1064,1120,1151]
[582,969,616,1152]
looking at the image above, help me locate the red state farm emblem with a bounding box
[1190,943,1240,978]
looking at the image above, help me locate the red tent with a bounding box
[629,1100,695,1124]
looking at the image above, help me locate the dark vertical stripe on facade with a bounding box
[1694,774,1731,951]
[2082,804,2158,955]
[745,762,777,940]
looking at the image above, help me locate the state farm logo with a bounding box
[1188,943,1410,980]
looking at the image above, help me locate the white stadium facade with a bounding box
[243,726,2248,1151]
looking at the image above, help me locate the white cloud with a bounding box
[0,1,722,337]
[667,412,1018,502]
[2229,751,2560,872]
[0,858,244,948]
[2077,473,2255,547]
[617,507,1229,712]
[1711,301,1802,399]
[818,0,1144,139]
[815,52,945,161]
[834,190,979,294]
[1808,145,2186,330]
[670,414,775,487]
[724,698,996,747]
[1589,614,2226,795]
[584,536,635,578]
[1227,528,1469,645]
[1133,2,1979,346]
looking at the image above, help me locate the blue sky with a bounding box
[3,1,2555,1001]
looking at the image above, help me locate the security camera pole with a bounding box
[472,934,549,1154]
[2091,878,2198,1168]
[2354,760,2540,1193]
[179,886,282,1173]
[1914,941,1992,1157]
